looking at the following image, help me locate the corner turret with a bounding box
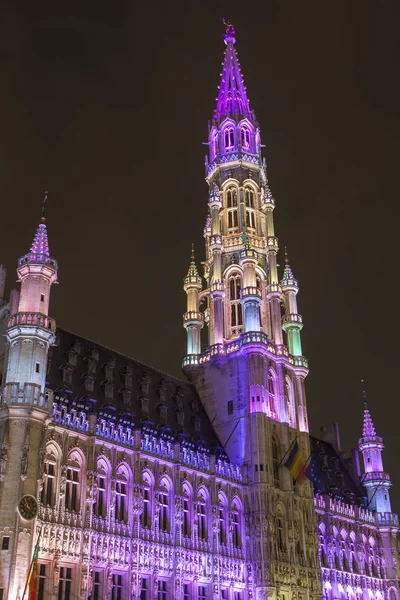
[281,248,303,356]
[183,244,204,355]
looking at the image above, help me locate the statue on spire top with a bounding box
[222,18,236,45]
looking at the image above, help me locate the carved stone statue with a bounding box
[20,443,29,476]
[0,443,8,479]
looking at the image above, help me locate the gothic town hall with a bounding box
[0,23,398,600]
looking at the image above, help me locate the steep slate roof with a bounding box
[46,328,223,450]
[310,436,366,505]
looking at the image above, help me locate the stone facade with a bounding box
[0,21,399,600]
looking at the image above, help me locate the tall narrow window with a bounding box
[226,187,239,234]
[41,462,56,506]
[157,580,168,600]
[115,479,127,522]
[198,585,207,600]
[244,187,256,231]
[36,362,40,374]
[272,437,280,487]
[232,508,240,548]
[240,127,250,149]
[228,273,243,335]
[65,469,79,512]
[224,126,235,150]
[111,574,123,600]
[268,373,277,418]
[277,516,284,551]
[95,476,106,517]
[142,485,150,527]
[198,500,207,540]
[212,132,219,159]
[38,564,46,600]
[183,497,190,536]
[183,584,191,600]
[219,506,226,544]
[159,489,169,532]
[89,572,102,600]
[140,578,148,600]
[58,567,73,600]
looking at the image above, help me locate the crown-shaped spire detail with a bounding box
[30,222,50,256]
[186,243,200,279]
[214,21,252,122]
[281,247,298,288]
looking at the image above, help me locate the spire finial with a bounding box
[41,191,48,223]
[222,18,236,45]
[191,242,195,262]
[284,246,289,265]
[361,378,368,409]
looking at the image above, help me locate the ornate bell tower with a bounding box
[183,23,321,600]
[0,201,57,599]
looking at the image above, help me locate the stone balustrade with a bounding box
[183,311,204,324]
[8,311,56,332]
[1,382,50,408]
[282,313,303,326]
[18,253,58,269]
[363,471,391,483]
[240,286,261,299]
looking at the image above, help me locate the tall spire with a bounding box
[214,20,252,122]
[185,243,200,280]
[361,379,377,437]
[281,247,298,288]
[29,191,50,257]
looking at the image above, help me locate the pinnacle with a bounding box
[186,244,200,279]
[30,222,50,257]
[281,247,296,284]
[214,22,253,123]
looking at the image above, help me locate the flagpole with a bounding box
[274,436,297,474]
[294,452,312,484]
[22,526,42,600]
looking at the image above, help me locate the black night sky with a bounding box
[1,2,399,506]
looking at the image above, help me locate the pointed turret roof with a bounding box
[186,243,200,278]
[213,21,253,123]
[30,220,50,256]
[281,247,298,288]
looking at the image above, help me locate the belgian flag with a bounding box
[283,440,305,482]
[23,529,41,600]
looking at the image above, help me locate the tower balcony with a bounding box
[210,281,224,296]
[363,471,391,484]
[18,253,57,270]
[266,283,283,298]
[282,313,303,330]
[8,311,56,333]
[209,234,223,250]
[183,311,204,326]
[267,236,279,252]
[240,286,262,301]
[261,196,275,212]
[1,382,51,409]
[205,149,261,179]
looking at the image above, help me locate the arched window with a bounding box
[141,472,153,528]
[268,371,277,419]
[211,131,219,160]
[228,272,243,335]
[94,458,110,518]
[218,494,228,545]
[197,490,208,541]
[226,187,239,233]
[231,501,241,548]
[182,483,192,537]
[272,437,280,488]
[115,467,129,523]
[224,126,235,151]
[65,451,83,513]
[226,96,233,114]
[41,445,60,507]
[244,186,256,231]
[240,127,250,150]
[158,480,170,532]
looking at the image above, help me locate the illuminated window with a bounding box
[140,577,149,600]
[224,126,235,150]
[244,187,255,208]
[244,187,256,231]
[159,488,169,532]
[89,572,102,600]
[226,187,238,233]
[241,127,250,149]
[232,508,240,548]
[115,478,127,522]
[219,505,226,544]
[198,586,207,600]
[183,496,190,537]
[198,499,207,540]
[41,462,56,506]
[228,274,243,335]
[141,474,152,528]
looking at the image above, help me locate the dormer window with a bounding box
[240,127,250,150]
[224,126,235,151]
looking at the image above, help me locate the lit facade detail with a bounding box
[0,21,398,600]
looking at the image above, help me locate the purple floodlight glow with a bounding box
[30,222,50,256]
[363,408,376,437]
